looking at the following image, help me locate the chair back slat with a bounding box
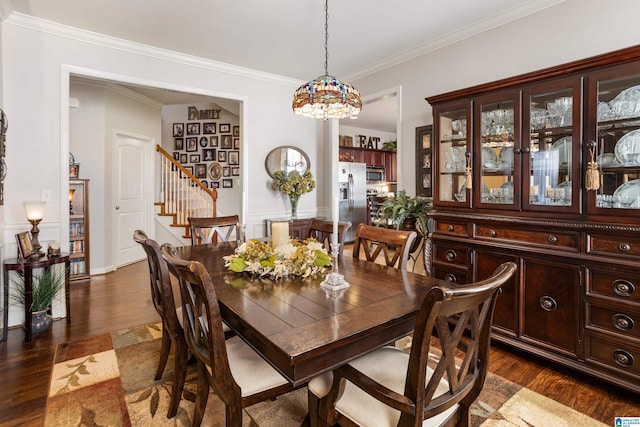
[161,243,238,399]
[403,261,517,423]
[352,223,417,270]
[189,215,240,245]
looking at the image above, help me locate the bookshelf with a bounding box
[69,179,90,281]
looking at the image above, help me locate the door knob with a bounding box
[116,206,120,210]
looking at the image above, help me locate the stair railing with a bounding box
[156,144,217,225]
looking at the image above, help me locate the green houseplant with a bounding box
[11,268,65,334]
[378,190,432,236]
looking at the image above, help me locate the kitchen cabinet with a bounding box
[69,179,90,281]
[426,46,640,394]
[338,147,397,182]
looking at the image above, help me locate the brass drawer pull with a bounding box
[445,250,457,262]
[447,225,454,232]
[612,279,635,297]
[444,273,457,283]
[618,243,631,252]
[539,296,557,311]
[488,229,497,238]
[547,235,558,243]
[613,349,635,367]
[612,314,635,332]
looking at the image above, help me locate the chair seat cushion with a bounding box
[308,346,458,427]
[225,336,289,396]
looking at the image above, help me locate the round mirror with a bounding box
[265,146,310,178]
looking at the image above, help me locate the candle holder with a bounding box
[270,219,291,249]
[321,243,350,291]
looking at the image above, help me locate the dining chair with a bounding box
[133,230,188,418]
[307,218,352,256]
[352,223,417,271]
[161,243,296,427]
[188,215,240,245]
[308,261,517,427]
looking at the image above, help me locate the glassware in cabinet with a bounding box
[587,63,640,213]
[434,102,470,206]
[474,90,520,210]
[523,77,581,213]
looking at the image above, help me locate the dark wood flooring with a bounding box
[0,260,638,426]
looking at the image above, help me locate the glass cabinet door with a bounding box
[523,78,581,212]
[434,102,471,206]
[475,91,519,210]
[586,62,640,214]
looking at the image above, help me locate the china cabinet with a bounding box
[426,46,640,394]
[69,179,90,281]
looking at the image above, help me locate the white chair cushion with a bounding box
[308,346,458,427]
[225,336,289,396]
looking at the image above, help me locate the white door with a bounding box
[114,132,152,267]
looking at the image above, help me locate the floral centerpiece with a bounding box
[224,238,331,279]
[271,169,316,218]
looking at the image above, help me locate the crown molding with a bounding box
[5,12,303,87]
[346,0,566,82]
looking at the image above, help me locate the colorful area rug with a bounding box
[44,324,606,426]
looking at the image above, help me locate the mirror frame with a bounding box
[264,145,311,179]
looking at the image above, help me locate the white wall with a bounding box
[0,18,319,327]
[350,0,640,195]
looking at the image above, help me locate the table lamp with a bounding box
[24,200,46,257]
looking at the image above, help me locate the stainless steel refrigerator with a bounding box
[338,162,367,243]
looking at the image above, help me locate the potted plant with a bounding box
[377,190,432,236]
[11,268,65,334]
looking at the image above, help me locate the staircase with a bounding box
[155,145,218,241]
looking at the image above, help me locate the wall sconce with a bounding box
[24,201,46,257]
[69,189,76,215]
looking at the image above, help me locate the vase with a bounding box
[289,195,299,218]
[31,309,52,334]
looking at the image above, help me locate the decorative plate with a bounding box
[613,179,640,208]
[208,162,222,180]
[482,146,498,169]
[611,85,640,119]
[499,146,514,168]
[614,129,640,165]
[596,153,617,166]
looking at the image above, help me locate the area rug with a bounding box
[44,324,606,426]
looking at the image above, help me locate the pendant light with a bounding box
[292,0,362,120]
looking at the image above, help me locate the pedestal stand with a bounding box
[320,243,350,291]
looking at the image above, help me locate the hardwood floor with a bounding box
[0,259,638,426]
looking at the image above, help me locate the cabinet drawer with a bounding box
[475,225,579,251]
[588,270,639,304]
[433,244,469,266]
[433,267,468,284]
[435,220,469,236]
[585,333,640,378]
[587,234,640,259]
[586,302,640,339]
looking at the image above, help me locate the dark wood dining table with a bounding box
[175,241,447,387]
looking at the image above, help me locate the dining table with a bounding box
[175,241,448,387]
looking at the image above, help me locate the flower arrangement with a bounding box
[224,238,331,279]
[271,169,316,217]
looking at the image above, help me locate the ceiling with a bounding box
[7,0,564,132]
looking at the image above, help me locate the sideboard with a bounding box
[426,45,640,394]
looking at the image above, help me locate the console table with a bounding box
[2,254,71,343]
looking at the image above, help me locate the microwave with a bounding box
[366,166,386,182]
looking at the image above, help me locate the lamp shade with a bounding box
[69,189,76,202]
[24,201,46,221]
[293,75,361,120]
